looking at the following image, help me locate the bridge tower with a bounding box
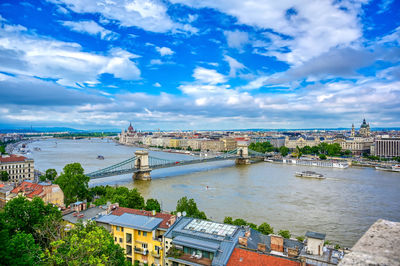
[132,150,152,181]
[236,141,250,165]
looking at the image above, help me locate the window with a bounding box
[116,226,120,231]
[138,230,141,235]
[143,231,147,236]
[142,243,148,249]
[126,245,132,256]
[114,237,117,242]
[126,233,132,243]
[121,227,124,232]
[119,238,122,243]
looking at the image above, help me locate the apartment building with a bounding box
[0,154,34,183]
[96,207,176,265]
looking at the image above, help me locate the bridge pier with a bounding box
[236,142,251,165]
[133,150,152,181]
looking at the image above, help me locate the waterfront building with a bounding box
[0,154,34,184]
[119,123,141,145]
[96,207,176,265]
[334,137,374,155]
[221,137,237,151]
[187,139,202,150]
[169,138,181,148]
[200,140,225,152]
[374,138,400,157]
[163,217,244,266]
[285,136,321,149]
[10,181,64,207]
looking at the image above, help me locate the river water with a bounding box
[24,138,400,247]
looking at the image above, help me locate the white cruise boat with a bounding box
[295,171,325,179]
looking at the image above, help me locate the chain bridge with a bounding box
[87,143,266,181]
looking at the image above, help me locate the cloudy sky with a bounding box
[0,0,399,130]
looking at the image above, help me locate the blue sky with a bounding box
[0,0,399,130]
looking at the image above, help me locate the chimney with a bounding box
[270,235,284,252]
[257,243,266,252]
[238,237,248,247]
[152,210,156,215]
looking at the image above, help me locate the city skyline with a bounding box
[0,0,400,130]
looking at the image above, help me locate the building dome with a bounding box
[128,122,134,132]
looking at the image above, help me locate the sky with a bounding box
[0,0,399,130]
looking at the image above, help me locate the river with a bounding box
[23,138,400,247]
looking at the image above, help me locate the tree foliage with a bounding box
[223,216,233,224]
[278,230,291,239]
[45,168,57,181]
[0,145,5,154]
[2,232,44,265]
[279,146,289,157]
[248,142,277,153]
[145,198,161,212]
[54,163,90,206]
[45,221,129,265]
[176,196,207,219]
[258,222,274,235]
[0,171,9,182]
[92,186,145,210]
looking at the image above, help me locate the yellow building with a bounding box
[97,208,176,265]
[169,138,181,148]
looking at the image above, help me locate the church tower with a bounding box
[351,123,355,137]
[359,118,371,137]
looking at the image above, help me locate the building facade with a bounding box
[96,207,176,265]
[374,138,400,157]
[0,154,34,184]
[10,181,64,207]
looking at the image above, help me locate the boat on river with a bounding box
[295,171,325,179]
[97,155,105,160]
[375,165,400,172]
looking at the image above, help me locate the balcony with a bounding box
[134,247,148,255]
[166,246,211,266]
[151,250,161,258]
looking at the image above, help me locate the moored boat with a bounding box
[295,171,325,179]
[375,165,400,172]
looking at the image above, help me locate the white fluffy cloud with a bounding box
[0,22,141,87]
[223,55,245,77]
[61,20,119,40]
[192,67,227,84]
[49,0,197,34]
[172,0,363,64]
[156,46,174,56]
[224,30,249,50]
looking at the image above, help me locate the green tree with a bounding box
[247,223,258,230]
[45,168,57,181]
[334,244,341,250]
[54,163,90,206]
[258,222,274,235]
[319,154,327,160]
[278,230,291,239]
[0,145,5,154]
[3,232,44,265]
[176,197,207,219]
[223,216,233,224]
[232,218,247,226]
[45,221,129,265]
[344,150,352,156]
[296,235,305,242]
[279,146,289,157]
[145,198,161,212]
[3,196,61,237]
[0,171,9,182]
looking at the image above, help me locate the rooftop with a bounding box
[111,206,175,229]
[11,181,44,198]
[0,154,30,163]
[227,248,300,266]
[305,231,326,240]
[165,217,244,266]
[63,206,107,224]
[97,213,163,232]
[339,219,400,265]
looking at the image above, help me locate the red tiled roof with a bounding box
[227,248,301,266]
[0,154,28,163]
[0,184,4,188]
[112,207,175,229]
[11,181,44,198]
